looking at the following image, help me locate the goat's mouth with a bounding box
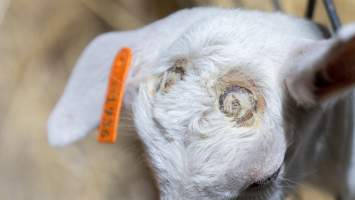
[237,166,283,199]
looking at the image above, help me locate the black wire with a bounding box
[305,0,317,19]
[322,0,342,31]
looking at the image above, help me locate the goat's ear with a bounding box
[286,24,355,106]
[47,32,140,147]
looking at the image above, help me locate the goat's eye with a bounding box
[219,86,257,125]
[157,58,187,93]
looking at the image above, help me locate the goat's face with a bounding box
[132,14,299,199]
[132,12,355,199]
[134,62,286,199]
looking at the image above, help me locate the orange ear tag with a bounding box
[98,47,132,143]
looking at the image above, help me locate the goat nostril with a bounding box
[246,167,281,190]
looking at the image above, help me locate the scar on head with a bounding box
[216,71,265,127]
[157,58,188,93]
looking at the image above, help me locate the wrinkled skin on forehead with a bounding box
[47,7,355,200]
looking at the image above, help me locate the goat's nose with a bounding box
[267,167,282,181]
[246,166,282,190]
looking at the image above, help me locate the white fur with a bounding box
[47,7,355,200]
[48,7,222,146]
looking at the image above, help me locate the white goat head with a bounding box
[48,8,355,200]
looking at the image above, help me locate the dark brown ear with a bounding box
[286,24,355,106]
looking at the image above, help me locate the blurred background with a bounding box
[0,0,354,199]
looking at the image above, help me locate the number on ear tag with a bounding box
[98,47,132,143]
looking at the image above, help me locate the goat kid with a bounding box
[48,7,355,200]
